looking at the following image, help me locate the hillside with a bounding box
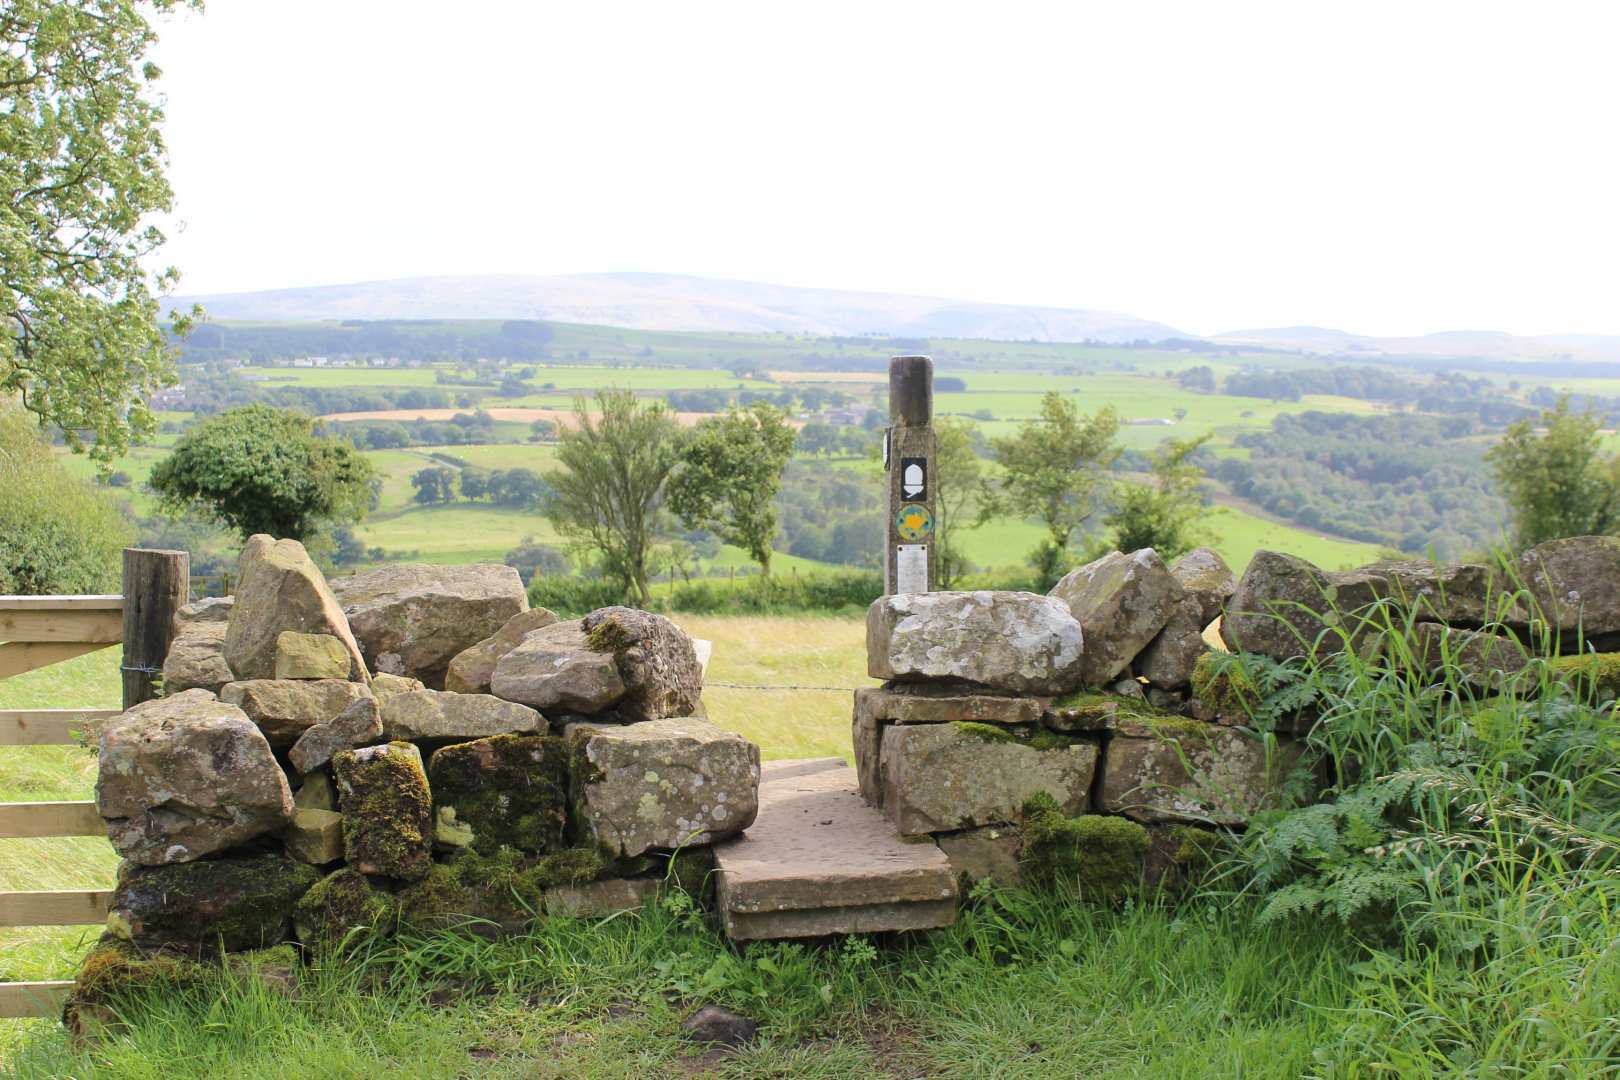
[175,272,1188,343]
[1215,325,1620,364]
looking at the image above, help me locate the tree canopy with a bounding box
[1104,433,1211,560]
[2,0,200,464]
[981,392,1120,584]
[1487,396,1620,550]
[667,402,796,575]
[149,404,377,542]
[544,390,682,606]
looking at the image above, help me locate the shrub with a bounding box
[0,406,133,593]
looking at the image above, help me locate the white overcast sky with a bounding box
[147,0,1620,338]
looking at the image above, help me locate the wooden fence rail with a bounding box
[0,548,187,1021]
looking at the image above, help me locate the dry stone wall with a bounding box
[856,537,1620,893]
[81,535,758,977]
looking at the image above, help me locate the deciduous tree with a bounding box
[1103,433,1212,560]
[667,402,796,575]
[1487,396,1620,549]
[149,405,376,542]
[544,390,682,605]
[2,0,201,464]
[933,416,984,588]
[980,392,1120,586]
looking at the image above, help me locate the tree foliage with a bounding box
[1487,396,1620,550]
[1104,433,1210,559]
[666,402,796,575]
[0,404,132,593]
[149,405,377,542]
[544,390,682,606]
[411,466,456,505]
[2,0,201,463]
[980,392,1120,584]
[933,416,984,587]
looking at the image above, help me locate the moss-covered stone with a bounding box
[64,935,211,1042]
[396,845,609,934]
[664,847,717,904]
[950,721,1016,744]
[1143,823,1222,891]
[106,854,320,956]
[292,868,398,953]
[1551,652,1620,700]
[1189,652,1256,720]
[427,734,568,854]
[1018,793,1150,900]
[333,741,433,881]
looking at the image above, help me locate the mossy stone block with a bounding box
[428,734,568,854]
[333,741,433,881]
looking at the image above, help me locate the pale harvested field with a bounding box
[321,406,806,429]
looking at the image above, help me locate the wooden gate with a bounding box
[0,549,187,1020]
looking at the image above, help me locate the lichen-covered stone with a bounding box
[223,535,367,681]
[288,695,383,774]
[878,723,1099,836]
[273,631,353,680]
[1170,547,1236,627]
[106,854,319,955]
[545,877,660,918]
[283,808,344,865]
[330,562,528,688]
[369,671,425,699]
[1517,535,1620,642]
[161,621,234,695]
[428,734,568,854]
[1018,792,1150,898]
[1135,594,1209,690]
[490,620,627,714]
[292,868,398,953]
[220,678,375,748]
[852,710,885,807]
[1098,719,1308,825]
[445,608,561,694]
[937,825,1023,888]
[333,742,433,881]
[569,718,760,858]
[380,688,543,742]
[1219,551,1378,661]
[866,591,1084,695]
[97,689,293,866]
[578,606,705,722]
[1049,549,1184,686]
[854,685,1046,726]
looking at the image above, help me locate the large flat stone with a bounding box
[866,591,1084,694]
[379,688,543,742]
[713,758,957,941]
[854,686,1046,726]
[879,723,1099,836]
[1098,720,1309,825]
[330,563,528,688]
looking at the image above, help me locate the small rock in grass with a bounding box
[681,1005,759,1048]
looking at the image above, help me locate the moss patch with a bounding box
[664,847,717,904]
[428,734,569,855]
[1551,653,1620,700]
[65,935,212,1038]
[950,722,1081,753]
[292,868,399,954]
[1019,792,1150,900]
[333,742,433,880]
[110,855,320,955]
[1190,653,1256,718]
[950,721,1017,745]
[1048,690,1152,717]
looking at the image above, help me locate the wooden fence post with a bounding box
[121,549,189,710]
[884,355,936,596]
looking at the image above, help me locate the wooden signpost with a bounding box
[884,356,936,595]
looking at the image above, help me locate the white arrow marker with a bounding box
[902,463,925,498]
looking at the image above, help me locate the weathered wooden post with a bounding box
[120,548,189,709]
[884,356,936,595]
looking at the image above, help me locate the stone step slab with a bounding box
[713,758,957,941]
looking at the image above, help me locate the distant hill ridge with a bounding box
[175,272,1187,344]
[177,272,1620,361]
